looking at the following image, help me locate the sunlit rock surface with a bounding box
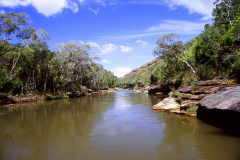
[153,97,180,111]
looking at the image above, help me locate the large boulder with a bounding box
[199,86,240,112]
[198,86,240,134]
[148,84,170,93]
[192,79,238,86]
[153,97,180,111]
[179,86,196,93]
[179,85,224,94]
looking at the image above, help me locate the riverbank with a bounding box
[134,80,240,117]
[0,88,119,106]
[147,79,240,134]
[156,80,238,114]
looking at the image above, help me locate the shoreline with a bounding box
[0,88,118,107]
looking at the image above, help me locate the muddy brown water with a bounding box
[0,90,240,160]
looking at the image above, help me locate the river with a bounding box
[0,90,240,160]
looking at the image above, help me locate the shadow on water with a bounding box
[0,93,115,160]
[155,113,240,160]
[0,90,240,160]
[197,107,240,137]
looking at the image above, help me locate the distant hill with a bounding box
[118,58,163,87]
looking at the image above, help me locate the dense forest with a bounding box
[120,0,240,88]
[0,12,116,95]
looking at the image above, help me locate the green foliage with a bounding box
[0,12,35,42]
[193,3,240,80]
[0,12,117,95]
[1,75,23,94]
[152,34,198,85]
[186,107,198,112]
[151,1,240,84]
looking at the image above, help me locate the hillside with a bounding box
[118,58,163,87]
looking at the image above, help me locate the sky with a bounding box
[0,0,216,77]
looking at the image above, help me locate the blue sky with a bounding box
[0,0,215,77]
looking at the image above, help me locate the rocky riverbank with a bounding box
[0,88,118,106]
[152,80,239,116]
[150,79,240,134]
[198,85,240,134]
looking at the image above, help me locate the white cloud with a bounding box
[100,19,206,42]
[32,0,79,17]
[31,0,66,17]
[67,1,79,13]
[0,9,5,14]
[102,59,111,63]
[87,41,134,53]
[148,20,206,35]
[101,43,118,53]
[78,40,84,44]
[87,41,117,54]
[0,0,215,19]
[112,67,132,78]
[78,0,85,3]
[87,41,101,48]
[0,0,31,7]
[136,39,148,46]
[163,0,215,20]
[88,7,99,15]
[120,45,133,52]
[0,0,78,17]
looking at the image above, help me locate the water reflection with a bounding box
[0,90,240,160]
[0,94,115,160]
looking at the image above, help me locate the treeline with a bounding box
[0,12,116,95]
[152,0,240,85]
[120,0,240,88]
[117,59,161,88]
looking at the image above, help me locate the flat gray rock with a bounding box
[199,86,240,112]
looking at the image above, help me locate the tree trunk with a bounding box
[174,53,199,80]
[44,73,48,92]
[8,48,21,75]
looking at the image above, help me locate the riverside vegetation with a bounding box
[118,0,240,126]
[119,0,240,88]
[0,12,117,103]
[1,0,240,108]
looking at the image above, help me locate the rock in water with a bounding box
[153,97,180,111]
[147,84,170,93]
[198,86,240,134]
[199,86,240,112]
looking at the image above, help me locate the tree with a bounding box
[53,42,94,91]
[0,12,35,47]
[193,3,240,80]
[213,0,240,29]
[154,34,197,79]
